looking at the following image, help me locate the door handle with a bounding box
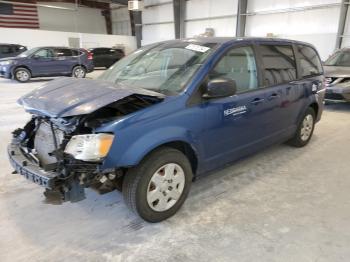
[268,93,280,100]
[250,98,265,105]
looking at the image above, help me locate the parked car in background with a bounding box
[0,44,27,59]
[8,38,325,222]
[88,47,125,68]
[0,46,94,82]
[324,47,350,102]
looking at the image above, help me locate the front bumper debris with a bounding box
[8,140,86,204]
[8,142,58,189]
[8,138,120,204]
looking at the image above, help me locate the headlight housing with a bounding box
[0,60,13,66]
[64,133,114,162]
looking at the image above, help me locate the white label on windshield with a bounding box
[185,44,210,53]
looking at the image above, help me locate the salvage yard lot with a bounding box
[0,74,350,262]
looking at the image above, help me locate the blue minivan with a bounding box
[8,38,325,222]
[0,46,94,82]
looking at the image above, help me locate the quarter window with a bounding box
[260,45,296,86]
[71,49,82,56]
[297,45,323,77]
[209,46,258,93]
[55,48,72,57]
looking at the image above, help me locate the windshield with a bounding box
[98,41,216,95]
[18,47,41,57]
[325,50,350,66]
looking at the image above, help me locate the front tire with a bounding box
[72,66,86,78]
[14,67,31,83]
[122,147,193,222]
[288,107,316,147]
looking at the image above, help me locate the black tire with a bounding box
[14,67,31,83]
[288,107,316,147]
[72,65,86,78]
[122,147,193,222]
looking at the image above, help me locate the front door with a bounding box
[30,48,57,76]
[199,45,283,172]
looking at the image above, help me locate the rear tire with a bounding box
[72,66,86,78]
[122,147,193,222]
[288,107,316,147]
[14,67,31,83]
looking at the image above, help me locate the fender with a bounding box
[101,126,200,169]
[296,94,319,126]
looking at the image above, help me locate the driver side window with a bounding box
[34,49,54,58]
[209,46,258,94]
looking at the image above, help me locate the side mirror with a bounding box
[32,55,40,59]
[203,78,237,99]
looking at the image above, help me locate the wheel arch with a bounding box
[144,141,198,175]
[309,102,319,117]
[12,65,32,76]
[72,64,87,71]
[296,99,319,127]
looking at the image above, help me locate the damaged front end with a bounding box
[8,93,163,204]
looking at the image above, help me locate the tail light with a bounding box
[87,51,93,60]
[81,48,93,60]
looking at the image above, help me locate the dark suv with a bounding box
[0,46,94,82]
[8,38,325,222]
[88,47,125,68]
[0,44,27,59]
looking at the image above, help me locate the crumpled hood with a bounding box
[18,77,164,118]
[324,65,350,78]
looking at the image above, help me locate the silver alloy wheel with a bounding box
[73,67,85,78]
[147,163,185,212]
[300,114,314,141]
[16,70,29,82]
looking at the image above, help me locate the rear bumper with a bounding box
[86,62,94,73]
[7,142,58,189]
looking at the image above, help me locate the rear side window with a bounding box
[55,48,72,57]
[0,45,13,54]
[296,45,323,77]
[71,49,82,56]
[260,45,297,86]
